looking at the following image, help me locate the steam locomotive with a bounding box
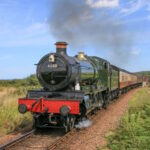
[18,42,143,132]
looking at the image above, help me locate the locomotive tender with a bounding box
[18,42,142,132]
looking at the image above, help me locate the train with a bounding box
[18,42,143,132]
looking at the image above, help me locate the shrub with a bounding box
[106,88,150,150]
[0,74,40,88]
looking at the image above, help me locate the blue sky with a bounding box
[0,0,150,79]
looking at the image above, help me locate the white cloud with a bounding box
[86,0,119,8]
[121,0,142,15]
[131,48,141,56]
[120,0,148,16]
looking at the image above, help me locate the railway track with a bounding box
[48,128,76,150]
[0,127,65,150]
[0,116,95,150]
[0,129,35,150]
[0,128,76,150]
[48,111,99,150]
[0,102,113,150]
[47,98,125,150]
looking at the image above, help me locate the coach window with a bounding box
[110,68,112,75]
[103,62,107,70]
[107,63,110,71]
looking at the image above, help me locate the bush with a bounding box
[106,88,150,150]
[0,74,40,88]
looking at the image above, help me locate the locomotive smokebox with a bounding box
[36,41,80,91]
[55,42,68,55]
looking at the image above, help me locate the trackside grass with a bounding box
[0,75,41,135]
[104,87,150,150]
[0,87,37,135]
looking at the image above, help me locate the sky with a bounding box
[0,0,150,79]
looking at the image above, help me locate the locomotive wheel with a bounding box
[103,93,110,109]
[103,103,107,109]
[64,116,75,133]
[33,117,40,129]
[103,95,107,109]
[69,116,75,131]
[64,117,69,133]
[64,116,70,133]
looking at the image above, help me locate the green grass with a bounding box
[104,87,150,150]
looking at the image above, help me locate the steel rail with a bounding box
[0,129,36,150]
[47,110,98,150]
[47,128,76,150]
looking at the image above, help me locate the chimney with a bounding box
[55,42,68,55]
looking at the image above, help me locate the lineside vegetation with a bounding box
[0,75,40,87]
[104,87,150,150]
[0,75,41,135]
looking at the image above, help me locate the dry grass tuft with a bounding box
[0,87,32,135]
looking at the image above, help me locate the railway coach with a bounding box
[119,69,142,94]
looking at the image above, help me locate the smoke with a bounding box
[75,118,92,129]
[49,0,132,67]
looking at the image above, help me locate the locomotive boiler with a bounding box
[18,42,142,132]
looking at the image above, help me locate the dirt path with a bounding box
[57,88,140,150]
